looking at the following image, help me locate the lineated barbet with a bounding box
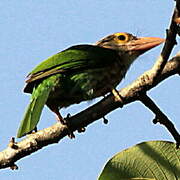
[17,32,164,138]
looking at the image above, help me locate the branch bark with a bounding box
[0,55,179,170]
[151,0,179,79]
[139,94,180,148]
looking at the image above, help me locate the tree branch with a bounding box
[138,94,180,148]
[0,55,179,170]
[151,0,179,79]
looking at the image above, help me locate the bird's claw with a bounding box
[64,114,86,136]
[64,113,75,139]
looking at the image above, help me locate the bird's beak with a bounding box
[128,37,165,53]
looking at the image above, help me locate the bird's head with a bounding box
[96,32,164,63]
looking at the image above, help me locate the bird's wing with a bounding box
[26,45,118,83]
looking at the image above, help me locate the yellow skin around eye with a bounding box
[113,33,130,44]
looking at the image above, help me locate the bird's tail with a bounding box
[17,76,57,138]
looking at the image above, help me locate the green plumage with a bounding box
[17,45,121,138]
[24,45,118,86]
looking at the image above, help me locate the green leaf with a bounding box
[98,141,180,180]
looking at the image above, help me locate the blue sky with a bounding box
[1,1,179,180]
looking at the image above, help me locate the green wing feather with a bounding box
[17,76,58,138]
[24,45,118,93]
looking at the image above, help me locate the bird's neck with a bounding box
[117,51,139,73]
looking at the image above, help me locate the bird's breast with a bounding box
[86,61,127,97]
[47,60,129,108]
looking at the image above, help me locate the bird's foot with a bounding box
[112,89,123,107]
[64,114,86,135]
[53,109,75,138]
[63,114,75,139]
[55,110,85,138]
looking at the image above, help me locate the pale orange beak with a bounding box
[128,37,165,52]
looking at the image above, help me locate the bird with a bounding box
[17,32,164,138]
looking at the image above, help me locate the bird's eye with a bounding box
[118,35,126,41]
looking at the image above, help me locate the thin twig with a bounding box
[138,94,180,148]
